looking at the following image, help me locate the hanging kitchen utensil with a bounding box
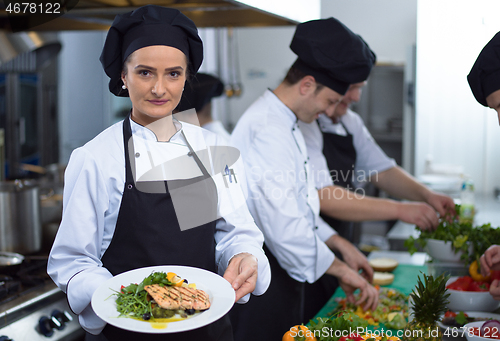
[230,28,242,97]
[225,27,235,98]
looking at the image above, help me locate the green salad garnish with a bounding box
[404,204,500,264]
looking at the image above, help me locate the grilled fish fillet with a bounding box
[144,284,210,311]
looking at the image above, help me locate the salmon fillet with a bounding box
[144,284,211,311]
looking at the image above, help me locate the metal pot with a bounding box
[0,179,42,254]
[0,251,24,274]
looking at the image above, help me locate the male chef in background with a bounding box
[298,77,455,243]
[229,18,381,341]
[176,72,231,142]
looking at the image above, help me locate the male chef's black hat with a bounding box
[467,31,500,107]
[99,5,203,97]
[176,73,224,113]
[290,17,376,95]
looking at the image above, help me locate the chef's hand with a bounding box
[223,252,258,302]
[397,202,439,230]
[325,235,373,282]
[480,245,500,275]
[425,191,456,218]
[490,280,500,301]
[326,258,378,311]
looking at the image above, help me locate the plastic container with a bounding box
[426,260,469,277]
[460,177,475,224]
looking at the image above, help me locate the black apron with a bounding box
[320,120,357,243]
[304,120,359,324]
[229,245,306,341]
[86,117,233,341]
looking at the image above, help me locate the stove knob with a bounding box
[38,315,61,337]
[0,336,13,341]
[51,309,73,330]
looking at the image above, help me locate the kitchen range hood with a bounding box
[0,0,320,32]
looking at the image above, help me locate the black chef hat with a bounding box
[176,73,224,113]
[290,17,376,95]
[99,5,203,97]
[467,31,500,107]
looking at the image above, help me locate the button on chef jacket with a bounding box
[47,117,270,334]
[230,90,336,283]
[299,110,396,190]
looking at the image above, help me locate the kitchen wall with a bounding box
[224,0,417,129]
[415,0,500,195]
[58,31,110,163]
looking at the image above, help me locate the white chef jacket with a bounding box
[299,110,396,190]
[47,117,270,334]
[202,120,231,144]
[230,90,336,284]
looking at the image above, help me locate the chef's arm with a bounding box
[325,257,378,311]
[325,234,373,282]
[319,185,439,229]
[370,166,455,217]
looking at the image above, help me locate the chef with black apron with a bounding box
[47,6,270,341]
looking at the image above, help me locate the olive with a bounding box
[185,309,195,315]
[183,279,188,284]
[142,313,151,320]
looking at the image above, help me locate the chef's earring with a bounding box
[122,84,127,90]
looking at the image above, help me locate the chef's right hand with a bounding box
[397,202,439,230]
[480,245,500,275]
[327,258,378,311]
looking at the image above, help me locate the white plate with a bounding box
[91,265,235,333]
[438,311,500,331]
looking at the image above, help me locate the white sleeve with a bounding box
[315,215,337,241]
[243,126,335,283]
[213,153,271,304]
[348,112,396,181]
[299,120,334,189]
[47,147,113,334]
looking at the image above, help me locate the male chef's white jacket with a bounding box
[298,110,396,190]
[48,117,270,334]
[230,90,337,284]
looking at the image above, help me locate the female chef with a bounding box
[47,5,270,341]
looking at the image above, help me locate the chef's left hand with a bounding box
[223,252,258,302]
[426,191,456,218]
[326,235,373,282]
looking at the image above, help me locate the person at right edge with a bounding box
[469,31,500,300]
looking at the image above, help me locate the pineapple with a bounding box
[402,273,450,341]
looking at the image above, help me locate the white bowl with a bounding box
[464,321,500,341]
[425,239,469,263]
[446,277,500,312]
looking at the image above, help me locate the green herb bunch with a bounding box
[404,204,500,265]
[308,311,369,341]
[114,271,174,319]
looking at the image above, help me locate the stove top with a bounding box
[0,257,51,306]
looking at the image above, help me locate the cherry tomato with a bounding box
[469,281,490,292]
[444,311,457,318]
[446,276,474,291]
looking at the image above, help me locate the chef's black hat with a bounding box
[290,17,376,95]
[99,5,203,97]
[176,73,224,113]
[467,31,500,107]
